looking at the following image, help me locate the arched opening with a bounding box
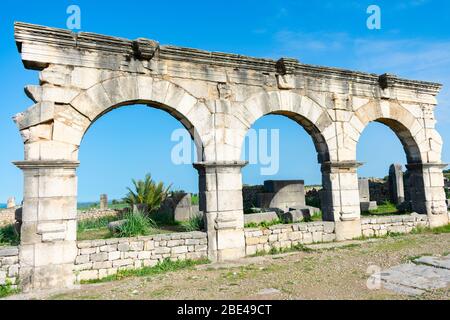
[75,102,205,241]
[240,111,329,227]
[356,119,422,217]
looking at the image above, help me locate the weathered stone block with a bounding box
[244,212,279,225]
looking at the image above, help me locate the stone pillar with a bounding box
[320,161,362,241]
[194,161,247,262]
[100,194,108,210]
[406,162,449,227]
[388,164,405,205]
[358,178,377,212]
[14,160,79,292]
[6,197,16,209]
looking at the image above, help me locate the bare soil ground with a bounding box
[21,233,450,300]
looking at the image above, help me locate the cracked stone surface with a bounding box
[372,255,450,295]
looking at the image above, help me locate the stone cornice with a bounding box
[13,160,80,170]
[193,161,249,169]
[14,22,442,95]
[406,162,448,170]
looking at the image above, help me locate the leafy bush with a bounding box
[0,281,19,298]
[179,215,205,232]
[0,224,20,246]
[191,194,199,206]
[123,174,171,214]
[116,211,157,237]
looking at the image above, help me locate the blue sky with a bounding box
[0,0,449,202]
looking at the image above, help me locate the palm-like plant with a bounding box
[123,174,171,214]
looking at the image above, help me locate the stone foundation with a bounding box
[361,214,428,237]
[244,221,336,255]
[74,231,207,282]
[0,247,20,288]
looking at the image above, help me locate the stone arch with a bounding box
[350,100,425,164]
[66,76,209,161]
[238,91,333,163]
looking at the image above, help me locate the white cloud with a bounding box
[272,31,450,122]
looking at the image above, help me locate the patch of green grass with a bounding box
[304,211,323,222]
[80,258,209,284]
[77,228,112,241]
[410,224,450,235]
[0,224,20,246]
[362,201,401,216]
[116,211,158,238]
[179,215,204,232]
[244,219,282,229]
[191,194,199,206]
[0,281,19,298]
[77,216,119,233]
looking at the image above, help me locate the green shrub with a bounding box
[0,281,19,298]
[0,224,20,246]
[117,211,157,237]
[123,174,171,214]
[191,194,199,206]
[179,215,204,232]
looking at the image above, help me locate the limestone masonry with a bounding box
[9,22,449,292]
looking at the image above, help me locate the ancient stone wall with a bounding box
[11,22,448,292]
[77,209,122,221]
[242,185,265,211]
[360,215,428,237]
[369,180,390,204]
[0,208,16,227]
[244,221,336,255]
[0,207,122,227]
[74,231,207,282]
[0,247,20,289]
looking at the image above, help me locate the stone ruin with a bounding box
[243,180,321,224]
[158,192,202,222]
[6,197,16,209]
[9,22,448,292]
[389,164,405,205]
[99,194,108,210]
[358,178,378,212]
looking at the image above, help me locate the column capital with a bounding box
[13,160,80,170]
[321,161,363,172]
[193,161,248,171]
[406,162,448,171]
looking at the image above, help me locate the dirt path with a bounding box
[24,233,450,300]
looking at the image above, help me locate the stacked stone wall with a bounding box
[0,208,15,227]
[74,231,208,282]
[0,247,20,288]
[361,214,428,237]
[244,221,336,255]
